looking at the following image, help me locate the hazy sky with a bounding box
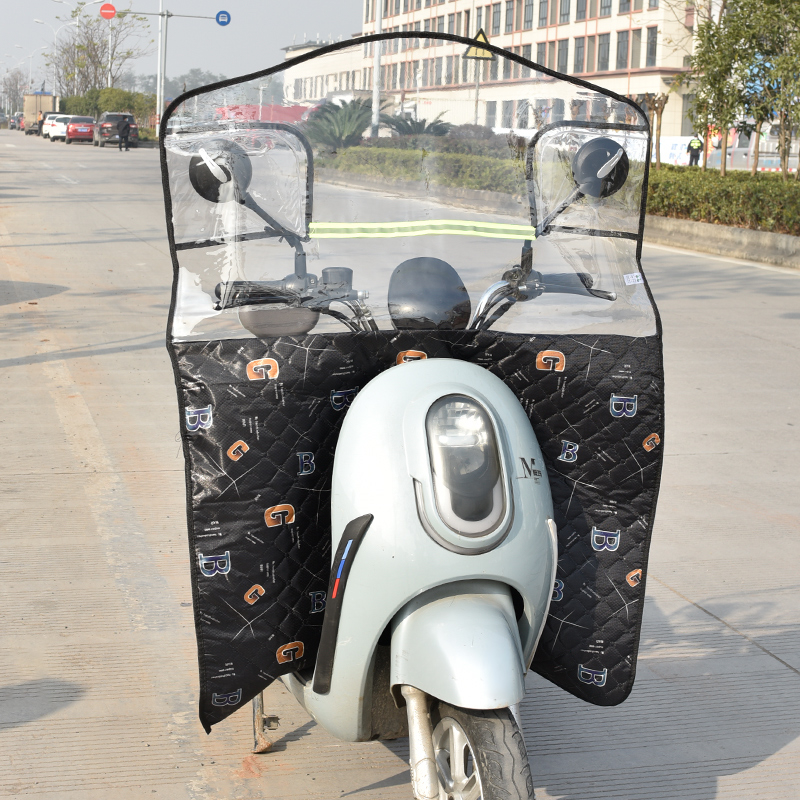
[0,0,363,87]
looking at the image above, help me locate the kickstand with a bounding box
[252,691,280,754]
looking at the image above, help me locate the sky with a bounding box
[0,0,363,88]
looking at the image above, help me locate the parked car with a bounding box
[40,111,59,138]
[65,116,95,144]
[25,119,38,136]
[48,115,73,142]
[8,116,17,130]
[93,112,138,147]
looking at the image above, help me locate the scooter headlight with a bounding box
[426,396,505,536]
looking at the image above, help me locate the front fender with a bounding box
[390,580,525,710]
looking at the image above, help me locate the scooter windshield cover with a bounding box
[160,33,663,731]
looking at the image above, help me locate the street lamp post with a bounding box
[34,19,78,94]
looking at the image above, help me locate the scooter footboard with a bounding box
[390,580,525,710]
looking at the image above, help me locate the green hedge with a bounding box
[646,166,800,236]
[319,147,525,195]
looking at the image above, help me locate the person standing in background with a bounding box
[687,135,703,166]
[117,116,131,152]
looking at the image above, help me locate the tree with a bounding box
[305,99,374,152]
[380,113,451,136]
[2,68,26,114]
[651,94,670,170]
[50,2,152,95]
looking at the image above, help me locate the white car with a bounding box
[49,115,73,142]
[41,113,60,138]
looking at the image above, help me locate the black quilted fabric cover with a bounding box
[172,329,663,731]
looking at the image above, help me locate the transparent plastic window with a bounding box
[163,36,656,341]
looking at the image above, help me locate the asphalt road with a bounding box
[1,127,799,800]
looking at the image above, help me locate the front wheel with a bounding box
[430,703,534,800]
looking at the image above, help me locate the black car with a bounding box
[93,112,139,147]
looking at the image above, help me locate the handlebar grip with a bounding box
[215,281,299,309]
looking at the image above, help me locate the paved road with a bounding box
[1,127,798,800]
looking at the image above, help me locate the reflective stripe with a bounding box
[309,219,536,240]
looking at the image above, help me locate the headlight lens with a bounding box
[426,395,505,535]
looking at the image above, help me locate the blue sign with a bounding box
[216,10,231,25]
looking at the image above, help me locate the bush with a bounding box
[647,165,800,236]
[319,146,525,194]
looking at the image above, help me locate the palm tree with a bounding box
[380,113,451,136]
[304,99,373,151]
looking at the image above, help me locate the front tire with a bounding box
[430,703,534,800]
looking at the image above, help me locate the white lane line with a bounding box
[643,241,800,276]
[39,162,54,169]
[5,143,16,148]
[55,175,79,185]
[76,163,88,169]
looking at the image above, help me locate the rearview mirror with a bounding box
[571,137,629,198]
[188,139,252,204]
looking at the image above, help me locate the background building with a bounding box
[283,0,695,137]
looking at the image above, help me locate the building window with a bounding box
[599,0,611,16]
[502,99,514,127]
[537,41,546,65]
[649,0,658,6]
[523,0,534,28]
[522,43,532,75]
[631,28,641,68]
[445,55,453,83]
[422,59,430,85]
[557,38,569,72]
[414,20,421,47]
[503,55,512,78]
[516,100,529,127]
[365,0,371,23]
[395,0,401,14]
[423,18,430,46]
[490,57,499,79]
[616,30,628,68]
[476,7,483,30]
[463,10,470,35]
[294,78,302,99]
[619,0,630,12]
[548,40,556,68]
[435,56,443,84]
[586,34,595,70]
[448,13,455,33]
[425,0,431,6]
[403,0,409,10]
[486,100,497,127]
[438,15,445,32]
[574,36,585,72]
[576,0,586,19]
[538,0,548,27]
[462,56,470,81]
[492,3,502,34]
[559,0,570,22]
[646,25,657,65]
[552,98,565,121]
[598,32,610,69]
[506,0,514,32]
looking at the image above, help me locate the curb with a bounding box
[316,169,799,270]
[643,216,800,269]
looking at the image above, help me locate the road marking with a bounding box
[39,162,54,169]
[644,241,800,275]
[5,143,16,148]
[55,175,79,185]
[76,163,88,169]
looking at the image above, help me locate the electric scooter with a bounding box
[161,31,659,800]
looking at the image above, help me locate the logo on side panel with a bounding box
[276,641,304,664]
[244,584,265,605]
[246,358,279,380]
[591,527,621,552]
[264,504,295,528]
[552,578,564,602]
[212,689,242,706]
[643,433,661,451]
[297,452,315,475]
[198,551,231,577]
[557,440,579,463]
[185,405,213,432]
[610,394,638,418]
[626,569,643,587]
[536,350,566,372]
[578,665,607,687]
[396,350,428,365]
[227,440,249,461]
[331,387,359,411]
[308,591,327,613]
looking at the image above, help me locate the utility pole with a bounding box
[370,0,382,137]
[156,0,163,132]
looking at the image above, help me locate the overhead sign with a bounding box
[463,29,495,60]
[216,10,231,26]
[99,3,116,19]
